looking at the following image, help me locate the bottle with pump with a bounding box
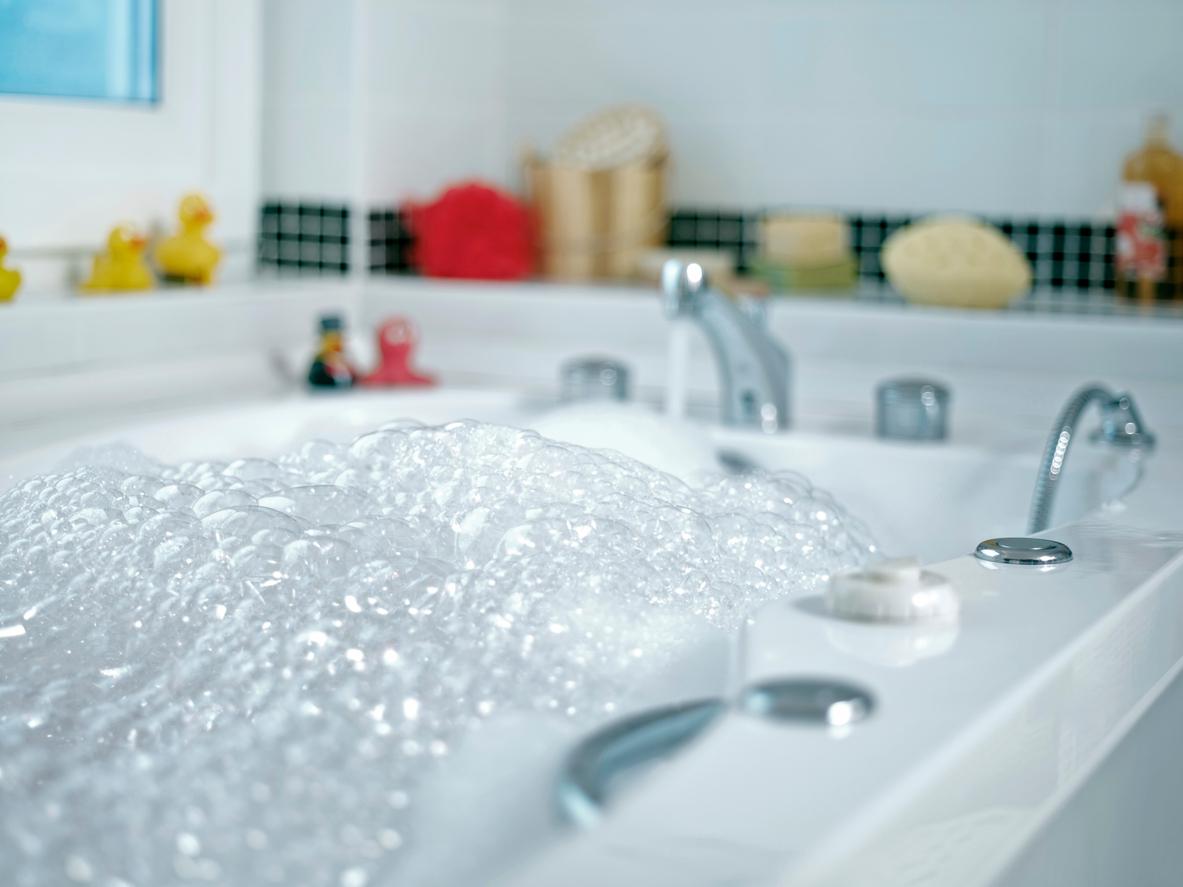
[307,315,356,390]
[1119,115,1183,302]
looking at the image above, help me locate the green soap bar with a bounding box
[750,255,858,293]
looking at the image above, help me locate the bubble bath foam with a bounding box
[0,421,874,886]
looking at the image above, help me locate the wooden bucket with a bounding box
[525,152,667,281]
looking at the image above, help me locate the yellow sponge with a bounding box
[882,215,1031,309]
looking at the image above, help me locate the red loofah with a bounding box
[404,181,534,280]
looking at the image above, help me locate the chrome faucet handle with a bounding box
[1094,393,1155,448]
[560,357,631,403]
[875,378,950,441]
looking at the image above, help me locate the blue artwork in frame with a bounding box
[0,0,159,104]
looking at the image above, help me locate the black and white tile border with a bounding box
[846,213,1123,293]
[258,201,350,275]
[366,209,415,275]
[260,200,1182,307]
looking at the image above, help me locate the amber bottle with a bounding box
[1120,115,1183,301]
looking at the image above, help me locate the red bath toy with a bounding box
[362,317,437,388]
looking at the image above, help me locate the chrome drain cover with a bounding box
[975,537,1073,566]
[739,679,875,727]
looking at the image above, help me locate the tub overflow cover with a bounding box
[974,537,1073,566]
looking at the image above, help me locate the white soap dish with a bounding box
[827,557,959,626]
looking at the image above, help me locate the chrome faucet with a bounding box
[660,260,791,432]
[1028,384,1155,533]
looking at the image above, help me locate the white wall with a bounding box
[263,0,1183,220]
[500,0,1183,218]
[262,0,360,200]
[262,0,510,209]
[360,0,510,206]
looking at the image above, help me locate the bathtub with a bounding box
[2,386,1180,887]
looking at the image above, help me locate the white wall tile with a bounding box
[365,0,505,113]
[260,0,1183,217]
[261,0,358,199]
[263,0,355,102]
[363,109,512,204]
[504,4,769,115]
[751,108,1046,215]
[1048,5,1183,110]
[664,110,766,208]
[760,3,1049,111]
[262,98,356,198]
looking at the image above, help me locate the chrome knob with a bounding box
[875,378,950,441]
[560,357,631,403]
[1094,393,1155,448]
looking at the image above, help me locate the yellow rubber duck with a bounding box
[0,236,21,303]
[155,192,221,285]
[82,224,154,293]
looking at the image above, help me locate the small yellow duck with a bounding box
[81,224,154,293]
[0,235,21,302]
[155,192,221,285]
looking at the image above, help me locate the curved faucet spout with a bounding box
[660,260,791,432]
[1028,384,1155,533]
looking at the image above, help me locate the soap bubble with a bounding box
[0,420,874,886]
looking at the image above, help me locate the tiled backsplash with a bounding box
[366,210,415,275]
[665,210,757,276]
[257,202,351,275]
[667,210,1130,294]
[260,199,1181,305]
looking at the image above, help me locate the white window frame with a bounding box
[0,0,260,253]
